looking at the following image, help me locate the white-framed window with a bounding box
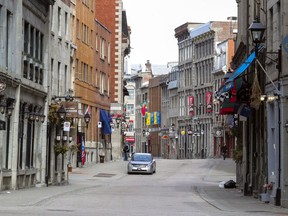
[107,43,111,63]
[100,38,105,59]
[82,24,88,43]
[100,72,105,94]
[95,34,98,51]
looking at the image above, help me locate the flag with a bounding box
[85,105,90,115]
[141,102,147,116]
[146,112,151,125]
[81,134,86,165]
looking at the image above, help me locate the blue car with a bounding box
[127,153,156,174]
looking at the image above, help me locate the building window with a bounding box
[75,58,79,79]
[23,60,28,78]
[81,62,88,81]
[95,34,98,51]
[65,11,68,39]
[58,62,61,95]
[30,26,34,57]
[35,30,39,59]
[35,66,39,83]
[29,63,34,81]
[50,58,54,92]
[100,39,105,59]
[100,72,105,94]
[82,24,88,44]
[65,65,68,93]
[40,33,44,62]
[107,43,111,63]
[39,68,43,85]
[90,29,93,47]
[90,66,93,84]
[95,69,98,87]
[58,7,61,36]
[76,19,80,39]
[24,21,29,54]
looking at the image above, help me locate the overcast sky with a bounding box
[122,0,237,66]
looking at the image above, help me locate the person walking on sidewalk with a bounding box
[221,145,228,160]
[123,145,129,161]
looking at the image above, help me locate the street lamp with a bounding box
[84,112,91,125]
[249,19,266,45]
[57,105,66,121]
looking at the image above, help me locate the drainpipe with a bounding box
[275,46,282,206]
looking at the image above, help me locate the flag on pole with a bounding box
[141,101,147,116]
[81,134,86,165]
[85,105,90,115]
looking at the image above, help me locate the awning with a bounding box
[216,51,256,96]
[125,137,135,142]
[100,110,112,134]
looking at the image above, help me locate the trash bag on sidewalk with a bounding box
[219,181,225,188]
[224,180,236,188]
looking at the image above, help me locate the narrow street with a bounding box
[0,159,287,216]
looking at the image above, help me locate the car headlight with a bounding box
[146,163,152,167]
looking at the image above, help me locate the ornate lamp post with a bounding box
[84,112,91,126]
[57,105,67,122]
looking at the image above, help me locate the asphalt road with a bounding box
[0,159,287,216]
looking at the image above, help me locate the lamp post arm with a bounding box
[256,58,280,95]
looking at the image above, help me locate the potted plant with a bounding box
[48,104,61,124]
[54,143,69,155]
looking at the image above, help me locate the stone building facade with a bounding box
[0,0,54,190]
[174,20,237,159]
[233,0,288,207]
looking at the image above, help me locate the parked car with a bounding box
[127,153,156,174]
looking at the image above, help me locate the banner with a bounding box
[156,111,161,124]
[81,133,86,165]
[205,91,213,113]
[146,112,151,125]
[187,96,195,116]
[77,132,86,165]
[146,111,161,125]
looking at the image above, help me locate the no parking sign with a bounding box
[63,121,71,132]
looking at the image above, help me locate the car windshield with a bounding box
[132,154,152,162]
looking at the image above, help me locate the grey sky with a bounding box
[123,0,237,66]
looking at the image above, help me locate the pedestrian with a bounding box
[221,145,228,160]
[123,145,129,161]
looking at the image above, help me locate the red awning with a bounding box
[125,137,135,142]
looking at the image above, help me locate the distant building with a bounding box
[174,20,237,159]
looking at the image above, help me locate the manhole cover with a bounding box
[93,173,115,178]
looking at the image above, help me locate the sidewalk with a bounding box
[201,159,288,215]
[0,160,126,207]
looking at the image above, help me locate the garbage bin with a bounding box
[100,155,105,163]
